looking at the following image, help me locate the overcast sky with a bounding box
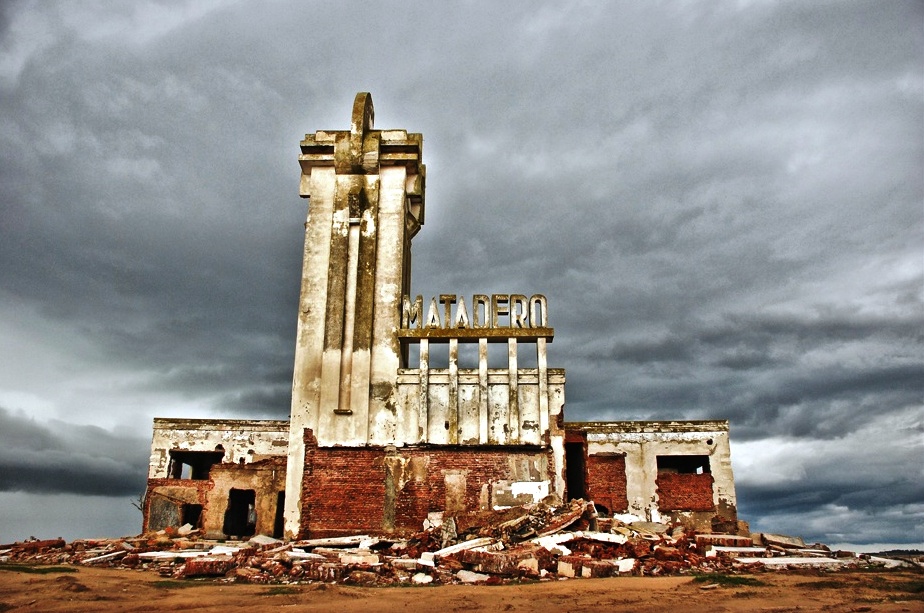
[0,1,921,550]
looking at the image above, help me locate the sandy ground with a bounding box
[0,565,921,613]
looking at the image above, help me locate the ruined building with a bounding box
[144,94,737,540]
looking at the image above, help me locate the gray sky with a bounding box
[0,0,921,549]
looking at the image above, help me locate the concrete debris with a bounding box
[757,533,806,549]
[411,572,433,584]
[0,503,912,586]
[456,569,490,583]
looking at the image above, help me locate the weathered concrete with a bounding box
[285,93,427,538]
[566,421,737,530]
[145,419,289,538]
[148,418,289,479]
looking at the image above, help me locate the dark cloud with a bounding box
[0,407,148,496]
[0,0,921,545]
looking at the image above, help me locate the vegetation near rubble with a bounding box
[797,575,924,598]
[691,573,765,587]
[262,586,301,595]
[0,564,77,574]
[151,579,209,589]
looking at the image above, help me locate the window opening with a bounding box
[168,450,225,480]
[656,455,711,474]
[182,504,203,528]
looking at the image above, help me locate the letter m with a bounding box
[401,295,424,329]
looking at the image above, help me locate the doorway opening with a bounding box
[273,491,285,538]
[565,441,587,501]
[223,489,256,537]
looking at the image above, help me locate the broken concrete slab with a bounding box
[458,547,544,576]
[582,530,629,544]
[705,546,768,558]
[177,523,196,536]
[80,551,126,565]
[295,535,374,548]
[248,534,282,547]
[695,534,753,549]
[426,536,494,560]
[284,549,326,561]
[339,552,380,565]
[629,522,669,535]
[456,569,490,583]
[735,556,852,567]
[614,558,636,573]
[412,572,433,584]
[388,558,419,570]
[757,533,806,549]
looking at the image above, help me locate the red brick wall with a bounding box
[300,429,553,538]
[585,454,628,513]
[656,473,715,511]
[301,445,387,536]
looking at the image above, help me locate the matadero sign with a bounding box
[400,293,553,342]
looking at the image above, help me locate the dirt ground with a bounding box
[0,565,921,613]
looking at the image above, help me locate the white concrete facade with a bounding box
[571,420,737,523]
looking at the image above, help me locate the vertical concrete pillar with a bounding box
[448,338,459,444]
[478,338,488,444]
[285,93,425,538]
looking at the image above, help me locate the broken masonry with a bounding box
[143,93,739,541]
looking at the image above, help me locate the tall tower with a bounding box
[283,93,425,536]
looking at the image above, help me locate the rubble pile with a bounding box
[0,500,912,586]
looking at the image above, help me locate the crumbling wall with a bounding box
[566,420,737,531]
[300,429,554,538]
[148,418,290,479]
[144,457,287,538]
[144,419,289,537]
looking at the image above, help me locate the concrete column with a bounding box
[507,338,518,443]
[478,338,488,444]
[448,338,459,444]
[284,166,336,539]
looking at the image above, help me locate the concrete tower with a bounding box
[283,94,425,536]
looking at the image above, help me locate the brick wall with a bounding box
[302,445,387,536]
[300,429,553,538]
[585,454,628,513]
[656,473,715,511]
